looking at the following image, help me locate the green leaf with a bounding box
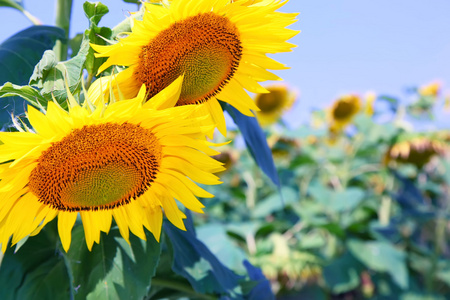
[332,188,365,212]
[0,26,65,85]
[197,223,247,272]
[348,239,408,289]
[0,221,71,300]
[323,252,362,294]
[86,26,112,77]
[82,2,112,77]
[163,213,245,298]
[0,26,64,125]
[252,187,297,218]
[122,0,141,4]
[378,95,399,112]
[223,102,280,187]
[66,225,161,300]
[308,184,365,213]
[0,82,47,108]
[29,34,90,103]
[0,0,23,11]
[242,260,274,300]
[83,1,109,26]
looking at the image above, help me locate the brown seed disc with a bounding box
[256,89,288,113]
[333,100,357,120]
[134,12,242,105]
[29,123,162,211]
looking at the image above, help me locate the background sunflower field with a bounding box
[0,1,449,300]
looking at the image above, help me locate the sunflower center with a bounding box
[29,123,162,212]
[134,12,242,105]
[333,101,356,120]
[257,90,287,112]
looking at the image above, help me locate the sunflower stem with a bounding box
[61,248,75,300]
[54,0,73,61]
[85,72,94,90]
[151,278,217,300]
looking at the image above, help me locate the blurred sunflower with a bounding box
[418,80,441,98]
[384,134,448,168]
[90,0,299,135]
[364,91,376,116]
[445,95,450,111]
[327,94,362,132]
[255,84,297,126]
[0,81,224,252]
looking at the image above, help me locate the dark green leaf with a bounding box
[67,225,161,300]
[0,26,65,86]
[348,239,408,289]
[323,252,362,294]
[0,26,64,124]
[242,260,274,300]
[0,221,71,300]
[163,213,244,298]
[223,103,280,187]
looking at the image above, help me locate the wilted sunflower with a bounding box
[327,94,362,132]
[384,134,448,168]
[255,84,297,126]
[0,81,224,252]
[90,0,299,135]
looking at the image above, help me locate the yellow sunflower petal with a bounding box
[58,211,78,252]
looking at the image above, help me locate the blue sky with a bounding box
[1,0,449,128]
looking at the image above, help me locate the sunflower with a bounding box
[0,80,224,252]
[89,0,299,136]
[384,134,448,168]
[364,91,376,116]
[255,84,297,126]
[418,80,441,98]
[327,94,362,132]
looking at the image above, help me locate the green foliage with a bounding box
[0,82,47,108]
[29,35,90,103]
[0,26,64,125]
[83,1,112,78]
[203,86,449,298]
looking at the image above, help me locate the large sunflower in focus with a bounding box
[90,0,299,135]
[0,81,223,252]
